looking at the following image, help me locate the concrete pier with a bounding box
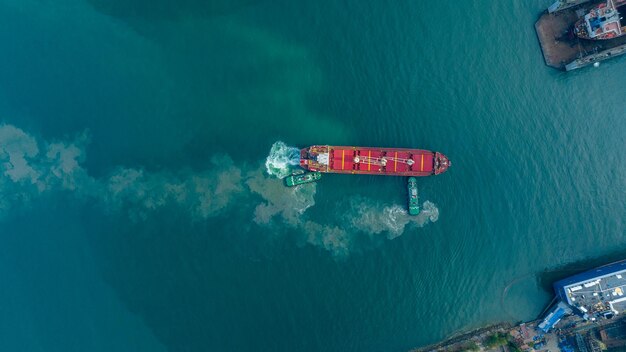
[535,1,626,70]
[548,0,593,13]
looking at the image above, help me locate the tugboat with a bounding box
[575,0,626,40]
[284,171,322,187]
[300,145,450,176]
[407,177,420,215]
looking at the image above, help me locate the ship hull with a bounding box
[284,172,321,187]
[300,145,450,176]
[407,177,420,215]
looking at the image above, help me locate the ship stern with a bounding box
[300,148,311,170]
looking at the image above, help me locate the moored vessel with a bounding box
[575,0,626,40]
[299,145,450,176]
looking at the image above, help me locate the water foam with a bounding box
[346,197,439,239]
[419,201,439,222]
[381,205,410,239]
[264,141,301,179]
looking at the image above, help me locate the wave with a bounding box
[264,141,301,179]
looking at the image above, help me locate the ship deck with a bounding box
[327,146,434,175]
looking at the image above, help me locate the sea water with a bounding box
[0,0,624,351]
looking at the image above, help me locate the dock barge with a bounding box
[536,0,626,70]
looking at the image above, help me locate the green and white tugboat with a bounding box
[284,171,322,187]
[407,177,420,215]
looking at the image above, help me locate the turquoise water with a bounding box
[0,0,624,351]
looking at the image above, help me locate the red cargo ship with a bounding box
[300,145,450,176]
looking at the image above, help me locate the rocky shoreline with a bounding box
[411,322,515,352]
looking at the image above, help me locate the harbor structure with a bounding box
[549,0,597,13]
[554,260,626,320]
[536,0,626,70]
[539,260,626,332]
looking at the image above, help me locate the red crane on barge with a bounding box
[299,145,450,176]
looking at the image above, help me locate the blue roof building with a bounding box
[538,301,572,333]
[553,260,626,321]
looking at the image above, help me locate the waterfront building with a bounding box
[539,260,626,332]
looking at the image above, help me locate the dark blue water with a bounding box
[0,0,624,351]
